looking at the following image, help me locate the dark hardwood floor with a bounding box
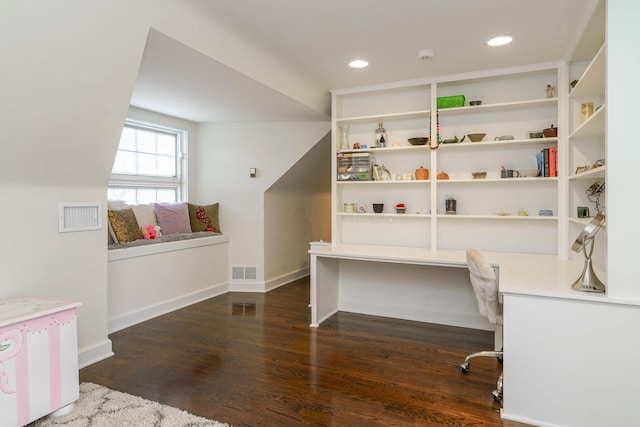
[80,277,529,426]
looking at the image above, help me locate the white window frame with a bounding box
[108,119,187,204]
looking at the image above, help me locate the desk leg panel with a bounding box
[310,256,340,327]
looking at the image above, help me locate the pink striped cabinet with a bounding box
[0,296,81,426]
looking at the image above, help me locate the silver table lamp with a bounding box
[570,211,606,293]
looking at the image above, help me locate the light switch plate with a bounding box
[250,167,257,178]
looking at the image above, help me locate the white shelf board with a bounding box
[437,137,557,149]
[569,217,596,226]
[569,42,606,98]
[437,98,557,115]
[568,165,605,180]
[569,104,606,139]
[437,177,557,183]
[336,109,430,124]
[337,213,430,218]
[336,180,430,185]
[338,145,433,154]
[436,214,557,220]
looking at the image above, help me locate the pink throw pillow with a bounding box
[154,202,191,235]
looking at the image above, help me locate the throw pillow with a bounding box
[188,203,221,233]
[132,204,158,233]
[107,208,144,243]
[154,202,191,234]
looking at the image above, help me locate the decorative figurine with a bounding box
[546,84,554,98]
[375,121,387,148]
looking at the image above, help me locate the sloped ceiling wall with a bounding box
[0,1,151,187]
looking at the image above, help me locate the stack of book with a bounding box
[536,147,557,177]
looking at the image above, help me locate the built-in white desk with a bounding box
[309,243,640,427]
[309,243,594,328]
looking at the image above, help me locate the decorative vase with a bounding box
[415,166,429,180]
[339,125,350,151]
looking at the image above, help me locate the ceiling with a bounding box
[130,0,602,123]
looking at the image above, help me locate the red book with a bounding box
[549,146,557,177]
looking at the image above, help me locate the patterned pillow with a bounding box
[188,203,221,233]
[107,208,143,243]
[154,202,191,234]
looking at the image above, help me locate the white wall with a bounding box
[0,184,113,365]
[264,133,332,285]
[606,0,640,299]
[195,122,331,286]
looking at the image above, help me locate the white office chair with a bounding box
[461,248,503,403]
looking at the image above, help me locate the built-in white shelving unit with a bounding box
[567,38,607,272]
[332,66,561,254]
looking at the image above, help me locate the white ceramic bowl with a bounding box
[518,168,540,177]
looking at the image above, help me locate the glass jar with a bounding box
[445,196,457,215]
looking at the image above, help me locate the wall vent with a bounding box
[231,265,258,281]
[59,202,102,232]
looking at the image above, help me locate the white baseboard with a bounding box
[229,281,267,292]
[229,268,310,293]
[265,268,309,292]
[108,281,229,334]
[78,338,114,368]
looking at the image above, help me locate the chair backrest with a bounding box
[465,248,501,325]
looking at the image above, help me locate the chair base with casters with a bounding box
[460,350,504,403]
[460,350,503,372]
[493,371,503,403]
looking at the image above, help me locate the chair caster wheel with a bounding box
[460,362,469,373]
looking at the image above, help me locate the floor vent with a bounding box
[59,202,102,232]
[232,265,258,281]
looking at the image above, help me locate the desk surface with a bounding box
[310,243,638,307]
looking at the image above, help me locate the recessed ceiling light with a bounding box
[349,59,369,69]
[487,36,513,47]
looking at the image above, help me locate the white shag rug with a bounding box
[28,382,230,427]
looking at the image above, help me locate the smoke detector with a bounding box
[417,48,434,61]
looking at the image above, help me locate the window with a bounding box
[108,121,186,204]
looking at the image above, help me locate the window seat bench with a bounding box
[107,233,230,333]
[108,231,225,256]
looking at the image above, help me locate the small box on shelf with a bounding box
[437,95,465,109]
[337,153,375,181]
